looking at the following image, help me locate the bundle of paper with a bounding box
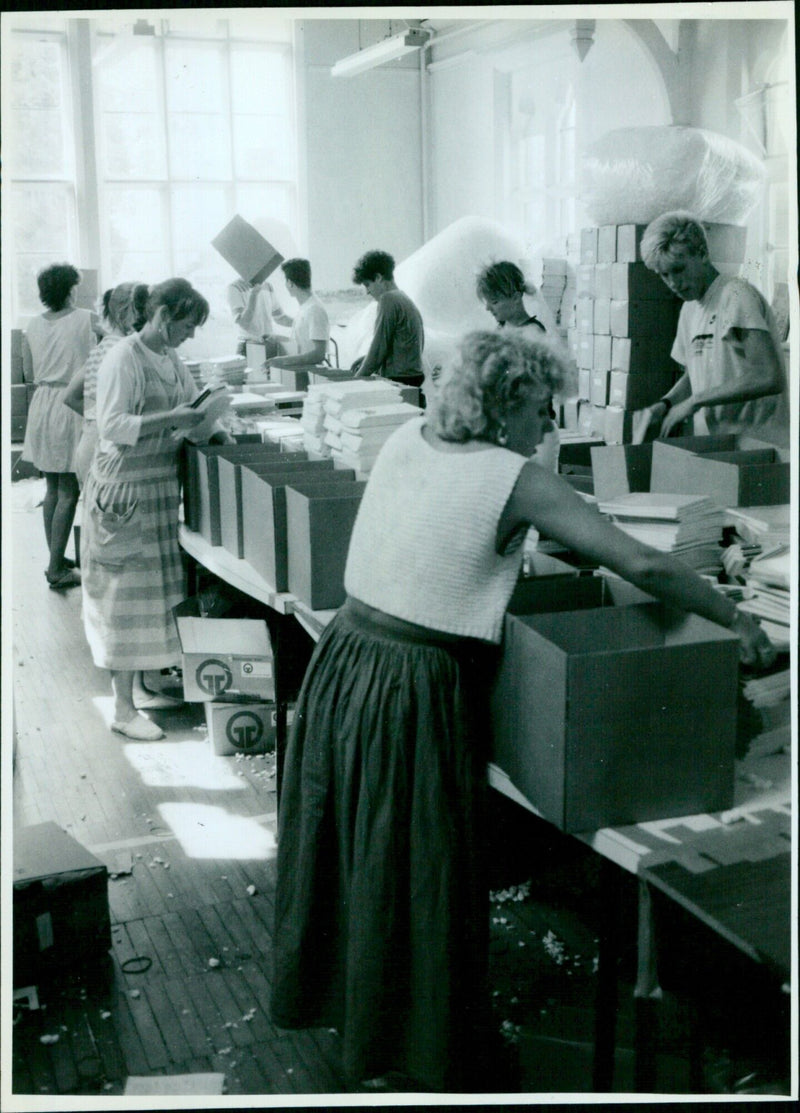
[726,504,790,548]
[737,550,790,647]
[598,492,725,571]
[329,402,423,474]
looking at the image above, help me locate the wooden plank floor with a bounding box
[8,478,354,1100]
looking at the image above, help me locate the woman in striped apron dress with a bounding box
[81,279,232,741]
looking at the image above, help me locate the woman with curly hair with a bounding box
[271,329,774,1093]
[22,263,96,589]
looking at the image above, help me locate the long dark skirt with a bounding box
[271,598,499,1091]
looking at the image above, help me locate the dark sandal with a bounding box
[46,568,81,590]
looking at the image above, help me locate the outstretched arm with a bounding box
[499,460,775,666]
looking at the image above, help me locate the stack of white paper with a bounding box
[598,492,725,573]
[331,402,423,473]
[738,547,791,647]
[300,380,411,465]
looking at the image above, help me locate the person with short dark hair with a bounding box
[81,278,234,741]
[632,211,789,447]
[272,328,774,1093]
[351,249,425,386]
[22,263,97,589]
[476,260,546,333]
[267,258,330,372]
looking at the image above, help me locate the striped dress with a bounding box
[81,333,198,671]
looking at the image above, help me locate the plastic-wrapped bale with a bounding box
[337,216,532,371]
[580,126,766,226]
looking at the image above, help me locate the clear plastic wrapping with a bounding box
[581,126,766,225]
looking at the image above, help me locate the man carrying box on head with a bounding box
[267,258,330,372]
[351,250,425,388]
[227,276,292,359]
[632,211,789,448]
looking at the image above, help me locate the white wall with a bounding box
[299,20,424,290]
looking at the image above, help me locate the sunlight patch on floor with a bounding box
[122,739,246,790]
[157,802,277,859]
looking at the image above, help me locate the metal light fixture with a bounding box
[331,26,432,78]
[570,19,595,62]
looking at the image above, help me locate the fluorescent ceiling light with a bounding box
[331,27,432,78]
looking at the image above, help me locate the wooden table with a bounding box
[490,753,792,1090]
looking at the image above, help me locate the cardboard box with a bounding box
[611,261,674,301]
[597,224,618,263]
[615,224,648,262]
[591,404,607,441]
[557,439,604,470]
[241,466,356,591]
[608,368,674,410]
[590,370,609,407]
[577,334,593,371]
[593,262,613,300]
[610,299,678,338]
[561,397,579,431]
[611,335,676,375]
[576,298,594,335]
[185,441,282,543]
[603,405,635,445]
[174,599,274,701]
[576,265,595,298]
[276,366,310,392]
[11,383,29,416]
[205,700,282,755]
[651,436,791,507]
[580,228,598,265]
[490,582,740,831]
[577,401,594,437]
[577,367,591,401]
[591,443,654,499]
[11,329,25,383]
[211,214,283,284]
[592,333,612,372]
[13,823,111,988]
[218,455,332,559]
[285,479,367,609]
[593,297,611,335]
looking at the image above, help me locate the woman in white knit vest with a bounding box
[272,330,774,1094]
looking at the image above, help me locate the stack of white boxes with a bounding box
[333,402,423,473]
[302,380,409,462]
[573,224,680,444]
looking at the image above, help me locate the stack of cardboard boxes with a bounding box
[572,224,681,444]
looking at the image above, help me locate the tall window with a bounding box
[3,13,298,352]
[4,19,79,317]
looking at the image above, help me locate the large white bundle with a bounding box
[336,216,540,374]
[581,126,766,225]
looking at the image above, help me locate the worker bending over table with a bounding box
[271,329,774,1094]
[267,258,330,372]
[632,211,789,447]
[351,249,425,388]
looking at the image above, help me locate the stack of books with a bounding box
[332,402,423,473]
[301,379,403,457]
[597,492,725,573]
[738,547,791,648]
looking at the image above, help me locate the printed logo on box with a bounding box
[239,659,271,678]
[225,709,266,752]
[196,658,233,697]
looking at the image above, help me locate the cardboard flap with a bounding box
[176,616,270,656]
[211,214,283,283]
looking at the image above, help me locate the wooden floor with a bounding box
[8,478,353,1099]
[7,477,791,1102]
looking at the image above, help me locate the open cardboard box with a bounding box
[651,435,791,507]
[184,441,283,544]
[217,454,334,559]
[285,479,367,609]
[242,467,356,591]
[205,699,284,755]
[173,597,274,701]
[491,577,739,832]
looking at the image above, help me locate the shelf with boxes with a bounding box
[572,223,681,444]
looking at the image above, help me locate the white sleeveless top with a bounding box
[344,417,528,643]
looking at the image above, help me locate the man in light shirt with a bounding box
[227,276,292,358]
[267,258,330,371]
